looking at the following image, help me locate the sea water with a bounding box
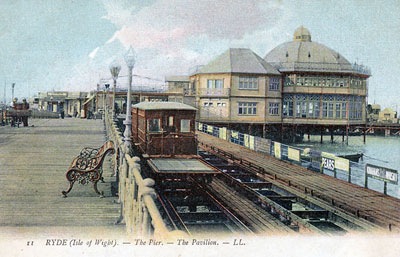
[293,135,400,198]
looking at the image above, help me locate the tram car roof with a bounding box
[132,101,197,111]
[147,158,220,174]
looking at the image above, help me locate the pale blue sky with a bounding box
[0,0,399,110]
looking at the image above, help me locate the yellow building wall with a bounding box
[230,97,266,123]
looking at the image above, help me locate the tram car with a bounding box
[131,101,219,183]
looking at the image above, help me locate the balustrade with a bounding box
[104,111,185,239]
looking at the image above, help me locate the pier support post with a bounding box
[263,124,266,138]
[363,127,366,144]
[346,125,349,145]
[342,128,345,142]
[384,182,387,195]
[320,127,323,144]
[292,125,296,143]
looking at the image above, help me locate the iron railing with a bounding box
[269,62,371,76]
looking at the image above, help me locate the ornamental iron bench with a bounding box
[61,140,115,197]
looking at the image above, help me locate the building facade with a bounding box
[189,48,281,135]
[263,26,370,141]
[180,27,371,141]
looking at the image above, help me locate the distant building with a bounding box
[367,104,381,122]
[38,91,88,117]
[165,76,195,106]
[378,108,398,124]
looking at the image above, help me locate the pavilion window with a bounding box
[349,102,354,119]
[283,102,288,117]
[336,103,341,118]
[314,102,320,118]
[239,77,258,89]
[269,77,280,91]
[296,102,301,117]
[328,103,334,118]
[342,102,347,119]
[322,102,328,118]
[207,79,223,89]
[288,101,293,117]
[269,103,280,115]
[238,102,257,115]
[308,102,313,117]
[301,102,307,118]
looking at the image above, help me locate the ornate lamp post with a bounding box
[104,83,110,113]
[123,46,136,150]
[109,60,121,118]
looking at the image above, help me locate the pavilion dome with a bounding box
[264,26,356,74]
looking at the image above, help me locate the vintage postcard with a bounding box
[0,0,400,256]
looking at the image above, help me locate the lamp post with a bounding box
[104,83,110,113]
[123,46,136,150]
[11,83,15,102]
[109,60,121,118]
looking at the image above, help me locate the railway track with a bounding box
[145,153,374,235]
[197,148,381,234]
[142,152,380,235]
[137,135,388,235]
[203,178,293,234]
[197,134,388,232]
[153,177,252,235]
[152,174,298,235]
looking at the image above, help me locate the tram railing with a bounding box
[104,110,185,239]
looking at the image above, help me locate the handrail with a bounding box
[104,110,185,239]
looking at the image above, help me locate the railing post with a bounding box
[140,178,156,237]
[142,205,151,237]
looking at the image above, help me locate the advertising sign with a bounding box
[321,152,350,172]
[366,164,398,185]
[288,147,300,162]
[274,142,281,160]
[231,131,239,139]
[218,127,227,140]
[321,157,335,171]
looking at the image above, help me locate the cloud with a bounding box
[99,0,287,75]
[61,0,289,92]
[89,47,100,59]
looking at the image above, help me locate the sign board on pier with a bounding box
[366,164,398,185]
[321,152,350,172]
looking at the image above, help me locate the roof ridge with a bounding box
[248,50,265,73]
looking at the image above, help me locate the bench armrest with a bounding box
[78,147,100,158]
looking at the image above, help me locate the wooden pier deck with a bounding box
[197,132,400,232]
[0,118,123,231]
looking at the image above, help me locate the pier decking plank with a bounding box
[0,119,122,230]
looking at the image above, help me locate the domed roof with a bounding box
[264,27,369,75]
[293,26,311,42]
